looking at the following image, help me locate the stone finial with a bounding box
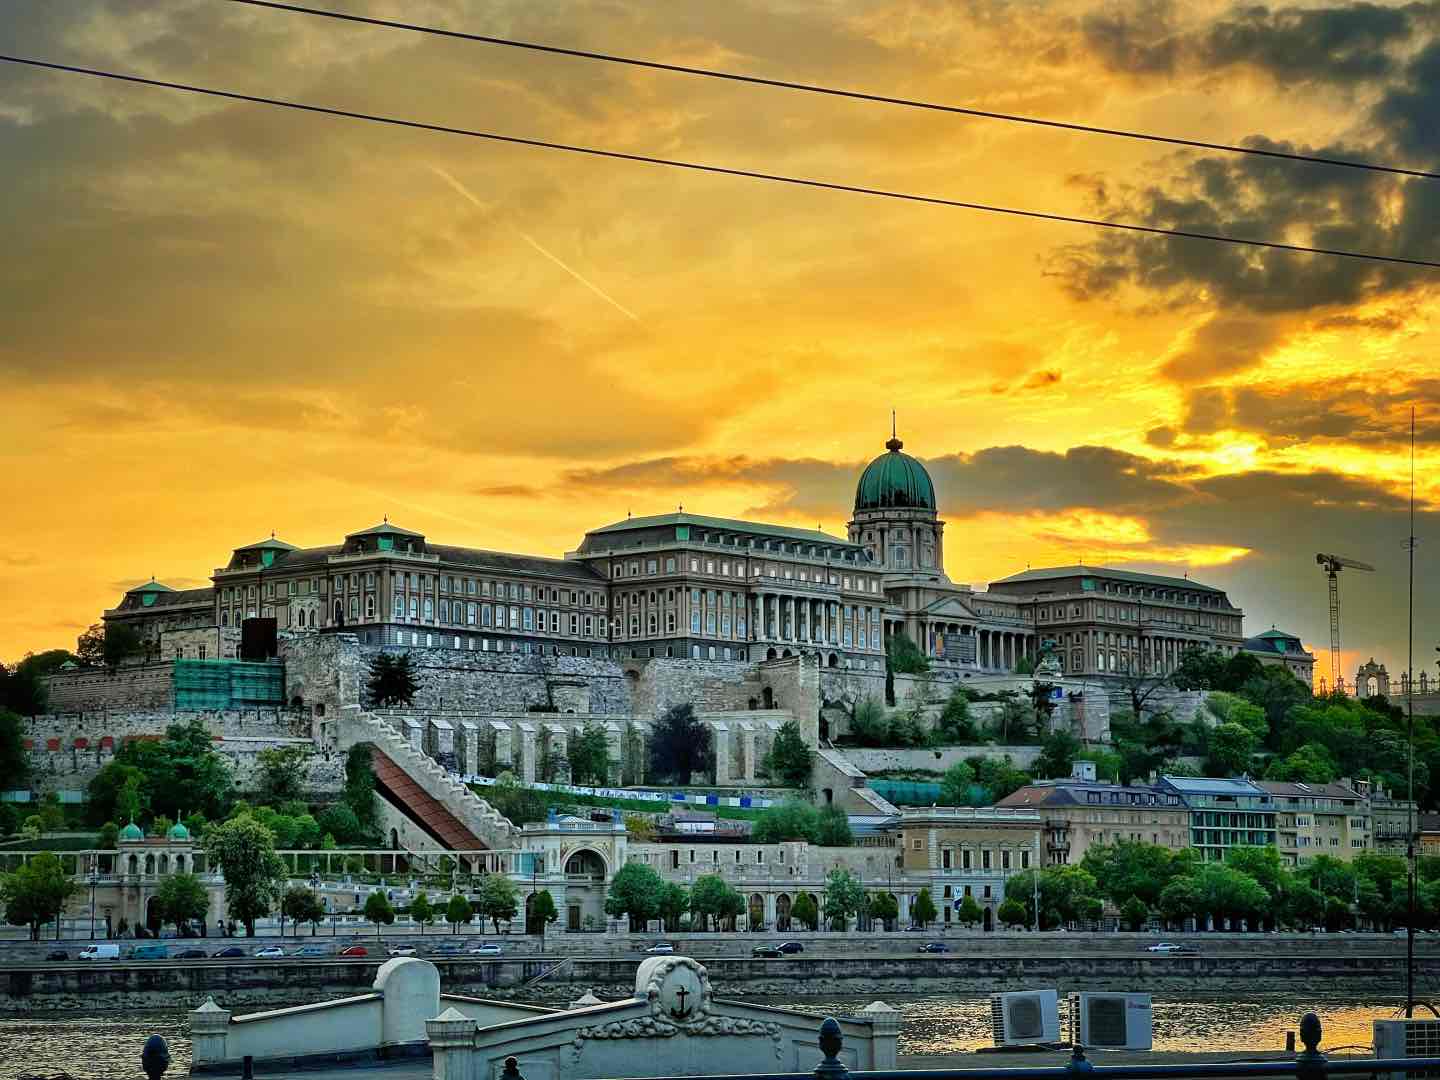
[188,996,231,1035]
[858,1001,901,1034]
[570,990,605,1009]
[502,1057,524,1080]
[1299,1012,1322,1056]
[141,1034,171,1080]
[815,1017,847,1080]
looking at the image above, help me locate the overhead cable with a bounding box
[4,53,1439,270]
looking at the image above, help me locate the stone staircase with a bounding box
[338,705,518,850]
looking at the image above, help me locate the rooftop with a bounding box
[996,781,1181,809]
[991,565,1226,594]
[1255,780,1363,800]
[587,511,852,547]
[1160,775,1266,795]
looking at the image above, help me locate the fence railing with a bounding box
[501,1013,1440,1080]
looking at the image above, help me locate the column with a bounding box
[712,722,731,784]
[427,1008,476,1080]
[517,723,537,783]
[605,721,625,785]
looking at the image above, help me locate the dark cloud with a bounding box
[1079,0,1181,75]
[1160,313,1289,382]
[1199,2,1420,85]
[1145,425,1177,447]
[1179,376,1440,446]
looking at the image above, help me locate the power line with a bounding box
[5,52,1440,270]
[228,0,1440,183]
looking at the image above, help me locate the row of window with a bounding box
[938,847,1031,871]
[610,554,880,594]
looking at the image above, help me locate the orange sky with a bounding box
[1,0,1436,680]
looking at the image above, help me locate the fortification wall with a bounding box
[42,663,174,713]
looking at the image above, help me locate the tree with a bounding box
[691,874,744,931]
[998,898,1028,929]
[1204,693,1268,739]
[933,690,979,744]
[0,853,78,939]
[1266,743,1338,783]
[528,889,558,934]
[1116,669,1176,723]
[119,718,234,821]
[1034,731,1082,779]
[870,891,899,930]
[911,888,938,928]
[791,891,819,931]
[257,746,308,803]
[821,869,864,931]
[364,891,395,936]
[75,624,106,668]
[484,772,548,827]
[343,744,378,833]
[1206,723,1257,777]
[204,814,287,937]
[939,761,978,807]
[972,756,1033,803]
[765,720,812,788]
[849,699,890,746]
[365,652,418,707]
[282,886,326,936]
[886,631,930,675]
[1120,896,1150,931]
[752,800,820,844]
[478,873,519,933]
[647,704,714,785]
[1174,648,1229,691]
[567,722,611,786]
[316,804,361,845]
[445,893,473,933]
[658,883,689,932]
[604,864,665,933]
[815,805,853,847]
[409,891,434,935]
[39,792,64,832]
[98,821,120,849]
[1081,841,1187,909]
[0,711,27,793]
[956,895,983,928]
[623,814,656,842]
[153,872,211,935]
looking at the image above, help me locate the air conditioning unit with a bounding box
[1374,1019,1440,1080]
[1069,993,1152,1050]
[990,990,1061,1047]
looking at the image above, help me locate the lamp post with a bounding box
[88,865,100,940]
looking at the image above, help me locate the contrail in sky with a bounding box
[429,165,641,323]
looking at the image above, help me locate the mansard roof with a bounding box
[990,565,1227,595]
[586,511,854,547]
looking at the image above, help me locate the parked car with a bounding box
[78,943,120,960]
[775,941,804,954]
[466,943,502,956]
[387,945,418,957]
[429,942,464,955]
[751,946,782,958]
[132,943,168,960]
[175,949,207,959]
[338,945,368,957]
[45,950,68,962]
[904,925,928,932]
[644,943,675,954]
[293,944,330,958]
[918,942,951,953]
[254,946,286,958]
[1144,942,1197,954]
[212,946,246,958]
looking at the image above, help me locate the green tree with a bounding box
[997,898,1028,929]
[971,756,1033,803]
[939,761,978,807]
[343,744,378,833]
[567,722,611,786]
[0,803,17,837]
[86,762,147,827]
[956,895,983,928]
[282,885,326,936]
[478,873,519,933]
[204,814,287,937]
[364,891,395,937]
[98,821,120,849]
[317,804,361,844]
[0,852,78,940]
[119,718,234,821]
[691,873,744,931]
[751,800,820,844]
[934,690,979,744]
[0,710,29,792]
[605,862,664,930]
[1204,693,1268,739]
[765,720,812,788]
[815,805,853,846]
[257,746,308,803]
[886,631,930,675]
[647,704,714,785]
[39,791,65,832]
[445,893,473,933]
[1119,896,1150,931]
[870,891,899,930]
[527,889,558,934]
[822,868,864,931]
[365,652,418,707]
[1076,748,1124,783]
[911,888,938,928]
[791,891,819,931]
[1081,841,1188,909]
[409,891,434,935]
[1034,731,1082,779]
[153,872,210,934]
[483,772,548,826]
[1206,722,1257,777]
[1281,880,1326,930]
[1265,743,1338,783]
[101,623,144,669]
[849,699,890,746]
[658,883,689,932]
[75,624,106,667]
[1173,648,1227,691]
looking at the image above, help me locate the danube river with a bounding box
[0,996,1407,1080]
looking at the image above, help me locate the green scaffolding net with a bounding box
[173,659,285,710]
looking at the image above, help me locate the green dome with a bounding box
[168,821,190,841]
[855,436,935,512]
[119,821,144,842]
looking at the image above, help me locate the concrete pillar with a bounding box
[426,1007,476,1080]
[712,722,731,785]
[429,717,456,771]
[490,722,512,773]
[861,1002,902,1068]
[546,725,570,783]
[188,997,231,1068]
[604,721,625,785]
[737,722,756,781]
[457,721,478,775]
[516,723,537,783]
[402,717,425,752]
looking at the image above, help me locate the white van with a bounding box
[78,943,120,960]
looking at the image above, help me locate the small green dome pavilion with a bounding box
[854,434,936,512]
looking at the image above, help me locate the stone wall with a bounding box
[841,744,1046,774]
[42,663,174,713]
[628,658,760,718]
[1108,685,1208,725]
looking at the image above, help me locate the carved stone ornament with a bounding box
[570,957,783,1062]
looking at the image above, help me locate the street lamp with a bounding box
[88,865,101,940]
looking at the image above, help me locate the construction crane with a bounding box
[1316,553,1376,689]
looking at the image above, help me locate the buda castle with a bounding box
[106,434,1254,683]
